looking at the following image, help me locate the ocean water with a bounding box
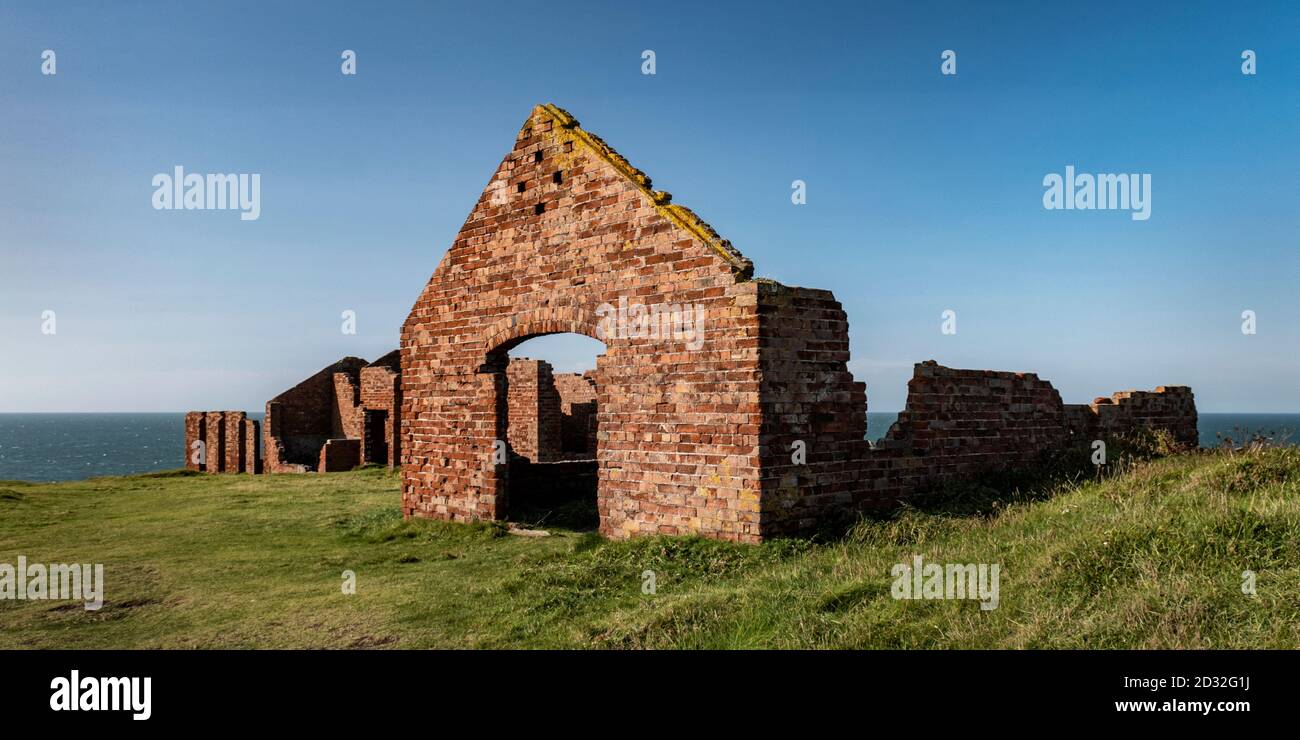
[0,413,262,483]
[0,412,1295,483]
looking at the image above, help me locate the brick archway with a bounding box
[479,308,600,368]
[482,328,605,527]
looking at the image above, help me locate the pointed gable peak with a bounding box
[529,103,753,279]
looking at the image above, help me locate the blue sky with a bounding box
[1,0,1297,412]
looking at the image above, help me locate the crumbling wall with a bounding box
[332,372,364,440]
[183,411,259,473]
[260,354,402,473]
[500,360,598,462]
[1088,387,1198,448]
[880,362,1071,464]
[554,371,597,456]
[506,358,562,462]
[360,351,402,467]
[755,282,870,534]
[264,357,367,473]
[759,357,1198,536]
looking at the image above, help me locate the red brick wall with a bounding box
[360,360,401,467]
[401,104,762,542]
[755,283,871,533]
[223,411,247,474]
[1088,386,1198,448]
[554,371,597,456]
[264,357,367,473]
[333,372,364,440]
[761,358,1199,536]
[204,412,226,473]
[184,412,206,471]
[243,418,261,474]
[505,358,562,462]
[184,411,257,474]
[882,362,1071,463]
[262,354,402,473]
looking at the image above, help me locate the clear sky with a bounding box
[1,1,1297,413]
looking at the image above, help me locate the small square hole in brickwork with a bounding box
[553,171,563,184]
[533,151,543,162]
[534,202,545,215]
[516,182,525,193]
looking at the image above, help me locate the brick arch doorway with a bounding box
[482,330,607,530]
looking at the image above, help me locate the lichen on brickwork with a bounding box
[537,103,754,279]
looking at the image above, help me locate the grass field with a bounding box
[2,447,1298,649]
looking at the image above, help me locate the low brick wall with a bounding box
[761,361,1198,536]
[1089,387,1198,448]
[880,362,1072,465]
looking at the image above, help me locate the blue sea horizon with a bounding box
[0,412,1296,483]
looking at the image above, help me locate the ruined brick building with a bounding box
[184,410,260,474]
[185,351,596,476]
[186,352,402,474]
[183,104,1198,542]
[505,358,597,462]
[261,352,403,473]
[397,103,1198,543]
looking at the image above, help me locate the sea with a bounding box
[0,412,1296,483]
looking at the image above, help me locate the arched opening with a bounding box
[484,332,606,530]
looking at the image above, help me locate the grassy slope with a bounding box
[1,448,1298,649]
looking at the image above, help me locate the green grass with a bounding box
[2,447,1298,649]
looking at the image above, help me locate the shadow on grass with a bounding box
[508,494,600,532]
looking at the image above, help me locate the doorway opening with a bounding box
[490,333,604,530]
